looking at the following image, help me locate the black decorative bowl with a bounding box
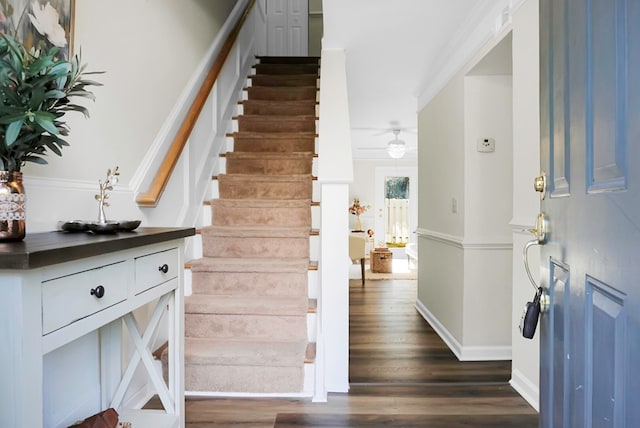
[60,220,89,232]
[87,221,120,234]
[117,220,141,232]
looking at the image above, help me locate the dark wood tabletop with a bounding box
[0,227,195,270]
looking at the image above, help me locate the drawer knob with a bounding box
[158,264,169,274]
[90,285,105,299]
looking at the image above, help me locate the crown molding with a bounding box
[416,0,526,110]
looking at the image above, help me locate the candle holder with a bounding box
[95,166,119,224]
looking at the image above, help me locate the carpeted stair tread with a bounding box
[186,365,303,393]
[216,173,313,200]
[224,151,313,175]
[212,198,311,208]
[211,198,311,227]
[256,55,320,63]
[185,337,307,367]
[240,99,317,115]
[190,257,309,273]
[253,63,319,75]
[230,136,316,153]
[218,173,312,182]
[224,152,314,160]
[189,258,309,298]
[245,86,317,101]
[185,295,308,316]
[236,115,316,133]
[249,74,318,87]
[202,225,310,238]
[228,131,317,139]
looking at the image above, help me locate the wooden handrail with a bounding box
[136,0,256,207]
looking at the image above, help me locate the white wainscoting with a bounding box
[416,228,512,361]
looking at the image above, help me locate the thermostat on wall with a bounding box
[477,138,495,153]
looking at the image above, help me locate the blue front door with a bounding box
[539,0,640,426]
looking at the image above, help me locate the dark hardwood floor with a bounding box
[152,278,539,427]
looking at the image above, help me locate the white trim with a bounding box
[416,228,463,248]
[415,298,463,359]
[24,176,128,192]
[186,391,313,398]
[415,299,511,362]
[510,368,540,412]
[510,217,536,232]
[461,345,512,361]
[416,228,512,250]
[417,1,511,109]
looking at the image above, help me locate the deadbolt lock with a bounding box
[534,171,547,199]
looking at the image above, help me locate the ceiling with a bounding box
[321,0,517,160]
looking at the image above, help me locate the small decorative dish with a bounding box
[117,220,141,232]
[59,220,89,232]
[87,221,120,234]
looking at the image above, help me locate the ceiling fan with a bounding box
[353,128,416,158]
[352,126,418,137]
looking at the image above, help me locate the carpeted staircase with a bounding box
[184,56,319,394]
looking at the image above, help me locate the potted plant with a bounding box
[0,2,102,240]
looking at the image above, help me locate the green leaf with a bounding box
[66,91,96,101]
[44,140,62,156]
[29,87,45,110]
[22,155,48,165]
[0,113,27,125]
[33,112,59,135]
[77,79,103,87]
[63,104,91,118]
[43,90,67,100]
[5,119,24,146]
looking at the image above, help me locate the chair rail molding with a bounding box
[416,228,511,250]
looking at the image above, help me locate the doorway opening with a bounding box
[384,176,410,247]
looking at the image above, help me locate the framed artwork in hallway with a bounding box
[0,0,75,59]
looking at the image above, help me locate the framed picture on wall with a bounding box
[0,0,75,59]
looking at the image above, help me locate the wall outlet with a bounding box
[477,138,495,153]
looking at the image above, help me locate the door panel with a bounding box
[267,0,287,56]
[266,0,308,56]
[586,276,626,427]
[549,0,570,197]
[587,0,628,193]
[539,0,640,426]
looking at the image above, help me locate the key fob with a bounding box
[519,288,541,339]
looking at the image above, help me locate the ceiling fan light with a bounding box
[387,140,406,158]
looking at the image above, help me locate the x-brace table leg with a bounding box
[110,293,174,413]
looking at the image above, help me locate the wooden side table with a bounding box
[370,248,393,273]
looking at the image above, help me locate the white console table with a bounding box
[0,227,194,428]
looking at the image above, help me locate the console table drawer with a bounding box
[134,248,179,295]
[42,261,127,335]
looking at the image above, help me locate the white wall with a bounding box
[510,0,541,411]
[416,30,514,360]
[416,73,465,346]
[21,0,239,233]
[463,75,513,244]
[309,0,323,56]
[418,77,465,238]
[23,0,238,182]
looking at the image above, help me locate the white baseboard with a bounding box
[510,368,540,412]
[415,299,511,361]
[185,391,313,398]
